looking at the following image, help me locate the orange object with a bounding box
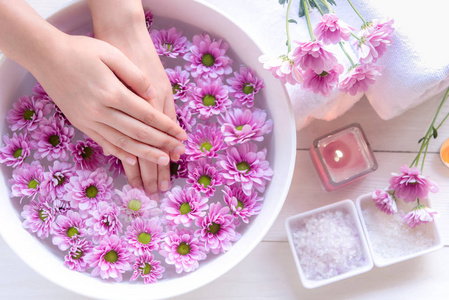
[440,138,449,167]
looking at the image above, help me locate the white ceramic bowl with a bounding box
[0,0,296,299]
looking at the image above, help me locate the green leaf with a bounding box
[278,0,287,5]
[418,137,425,144]
[432,126,438,139]
[298,0,306,18]
[288,19,297,24]
[298,0,338,18]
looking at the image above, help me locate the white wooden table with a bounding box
[1,1,448,299]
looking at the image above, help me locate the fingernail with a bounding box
[145,86,157,99]
[176,132,187,140]
[174,145,185,155]
[160,180,170,191]
[126,157,136,166]
[157,156,169,165]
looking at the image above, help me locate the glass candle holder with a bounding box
[439,138,449,167]
[310,123,377,191]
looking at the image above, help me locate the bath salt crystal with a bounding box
[292,210,365,281]
[362,206,435,261]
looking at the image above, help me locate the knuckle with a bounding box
[142,110,156,126]
[114,136,130,149]
[127,174,143,189]
[135,127,150,142]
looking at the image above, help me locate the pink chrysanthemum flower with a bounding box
[69,137,105,170]
[339,63,381,95]
[184,33,233,79]
[105,155,124,178]
[302,63,344,96]
[125,217,164,256]
[189,79,232,119]
[227,66,264,108]
[6,95,52,132]
[116,184,160,219]
[223,185,263,223]
[64,238,93,272]
[144,10,154,30]
[403,205,438,228]
[388,164,439,203]
[0,132,32,168]
[219,108,273,146]
[259,53,303,85]
[186,158,223,197]
[64,168,114,216]
[314,13,353,45]
[32,117,74,161]
[218,142,273,195]
[52,210,87,251]
[166,66,195,102]
[371,189,397,215]
[10,161,44,201]
[53,104,71,125]
[52,199,72,215]
[160,186,209,227]
[356,19,394,64]
[41,161,74,200]
[175,103,196,133]
[292,40,339,74]
[32,81,48,98]
[184,123,225,161]
[194,202,240,254]
[21,196,55,239]
[85,235,133,282]
[86,201,123,243]
[151,27,189,58]
[160,229,207,274]
[170,154,189,180]
[130,253,165,284]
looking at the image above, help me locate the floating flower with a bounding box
[10,161,44,201]
[32,81,48,98]
[314,13,353,45]
[389,164,439,203]
[227,66,264,108]
[125,217,164,256]
[223,185,263,223]
[175,103,196,133]
[40,161,74,200]
[116,184,160,219]
[186,158,223,197]
[189,78,232,119]
[170,154,189,180]
[166,66,195,102]
[160,186,209,227]
[194,202,240,254]
[151,27,189,58]
[339,63,381,95]
[0,132,32,168]
[218,142,273,195]
[64,168,114,216]
[184,123,225,161]
[105,155,124,178]
[86,201,123,243]
[52,210,87,251]
[144,10,154,30]
[184,33,233,79]
[402,205,438,228]
[85,235,133,282]
[6,95,52,132]
[21,196,55,239]
[292,40,339,74]
[69,137,105,170]
[32,117,74,161]
[52,199,71,215]
[130,253,165,284]
[219,108,273,146]
[356,19,395,64]
[302,63,344,96]
[53,104,71,125]
[160,229,207,274]
[371,189,397,215]
[258,53,303,85]
[64,238,93,272]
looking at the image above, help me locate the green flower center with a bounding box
[318,71,329,77]
[72,250,83,260]
[172,83,180,94]
[24,109,35,120]
[81,146,93,159]
[128,199,142,212]
[177,242,191,255]
[236,162,251,173]
[243,83,254,94]
[236,200,244,210]
[138,232,152,245]
[202,94,216,106]
[164,43,173,52]
[207,222,221,234]
[104,250,118,263]
[67,227,79,238]
[200,141,212,152]
[180,202,192,215]
[48,135,60,147]
[198,175,211,187]
[13,148,23,158]
[28,179,38,189]
[236,125,244,131]
[201,53,215,67]
[38,210,47,221]
[85,185,98,198]
[141,263,152,275]
[54,174,65,186]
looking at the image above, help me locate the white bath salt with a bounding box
[292,210,365,281]
[362,206,435,261]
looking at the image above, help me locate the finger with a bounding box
[122,162,144,190]
[158,161,171,192]
[138,158,159,196]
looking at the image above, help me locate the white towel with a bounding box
[204,0,449,129]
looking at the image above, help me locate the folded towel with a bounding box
[204,0,449,129]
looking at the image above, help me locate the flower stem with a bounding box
[318,0,333,13]
[286,0,293,53]
[339,42,356,67]
[347,0,367,25]
[303,0,315,40]
[311,0,325,15]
